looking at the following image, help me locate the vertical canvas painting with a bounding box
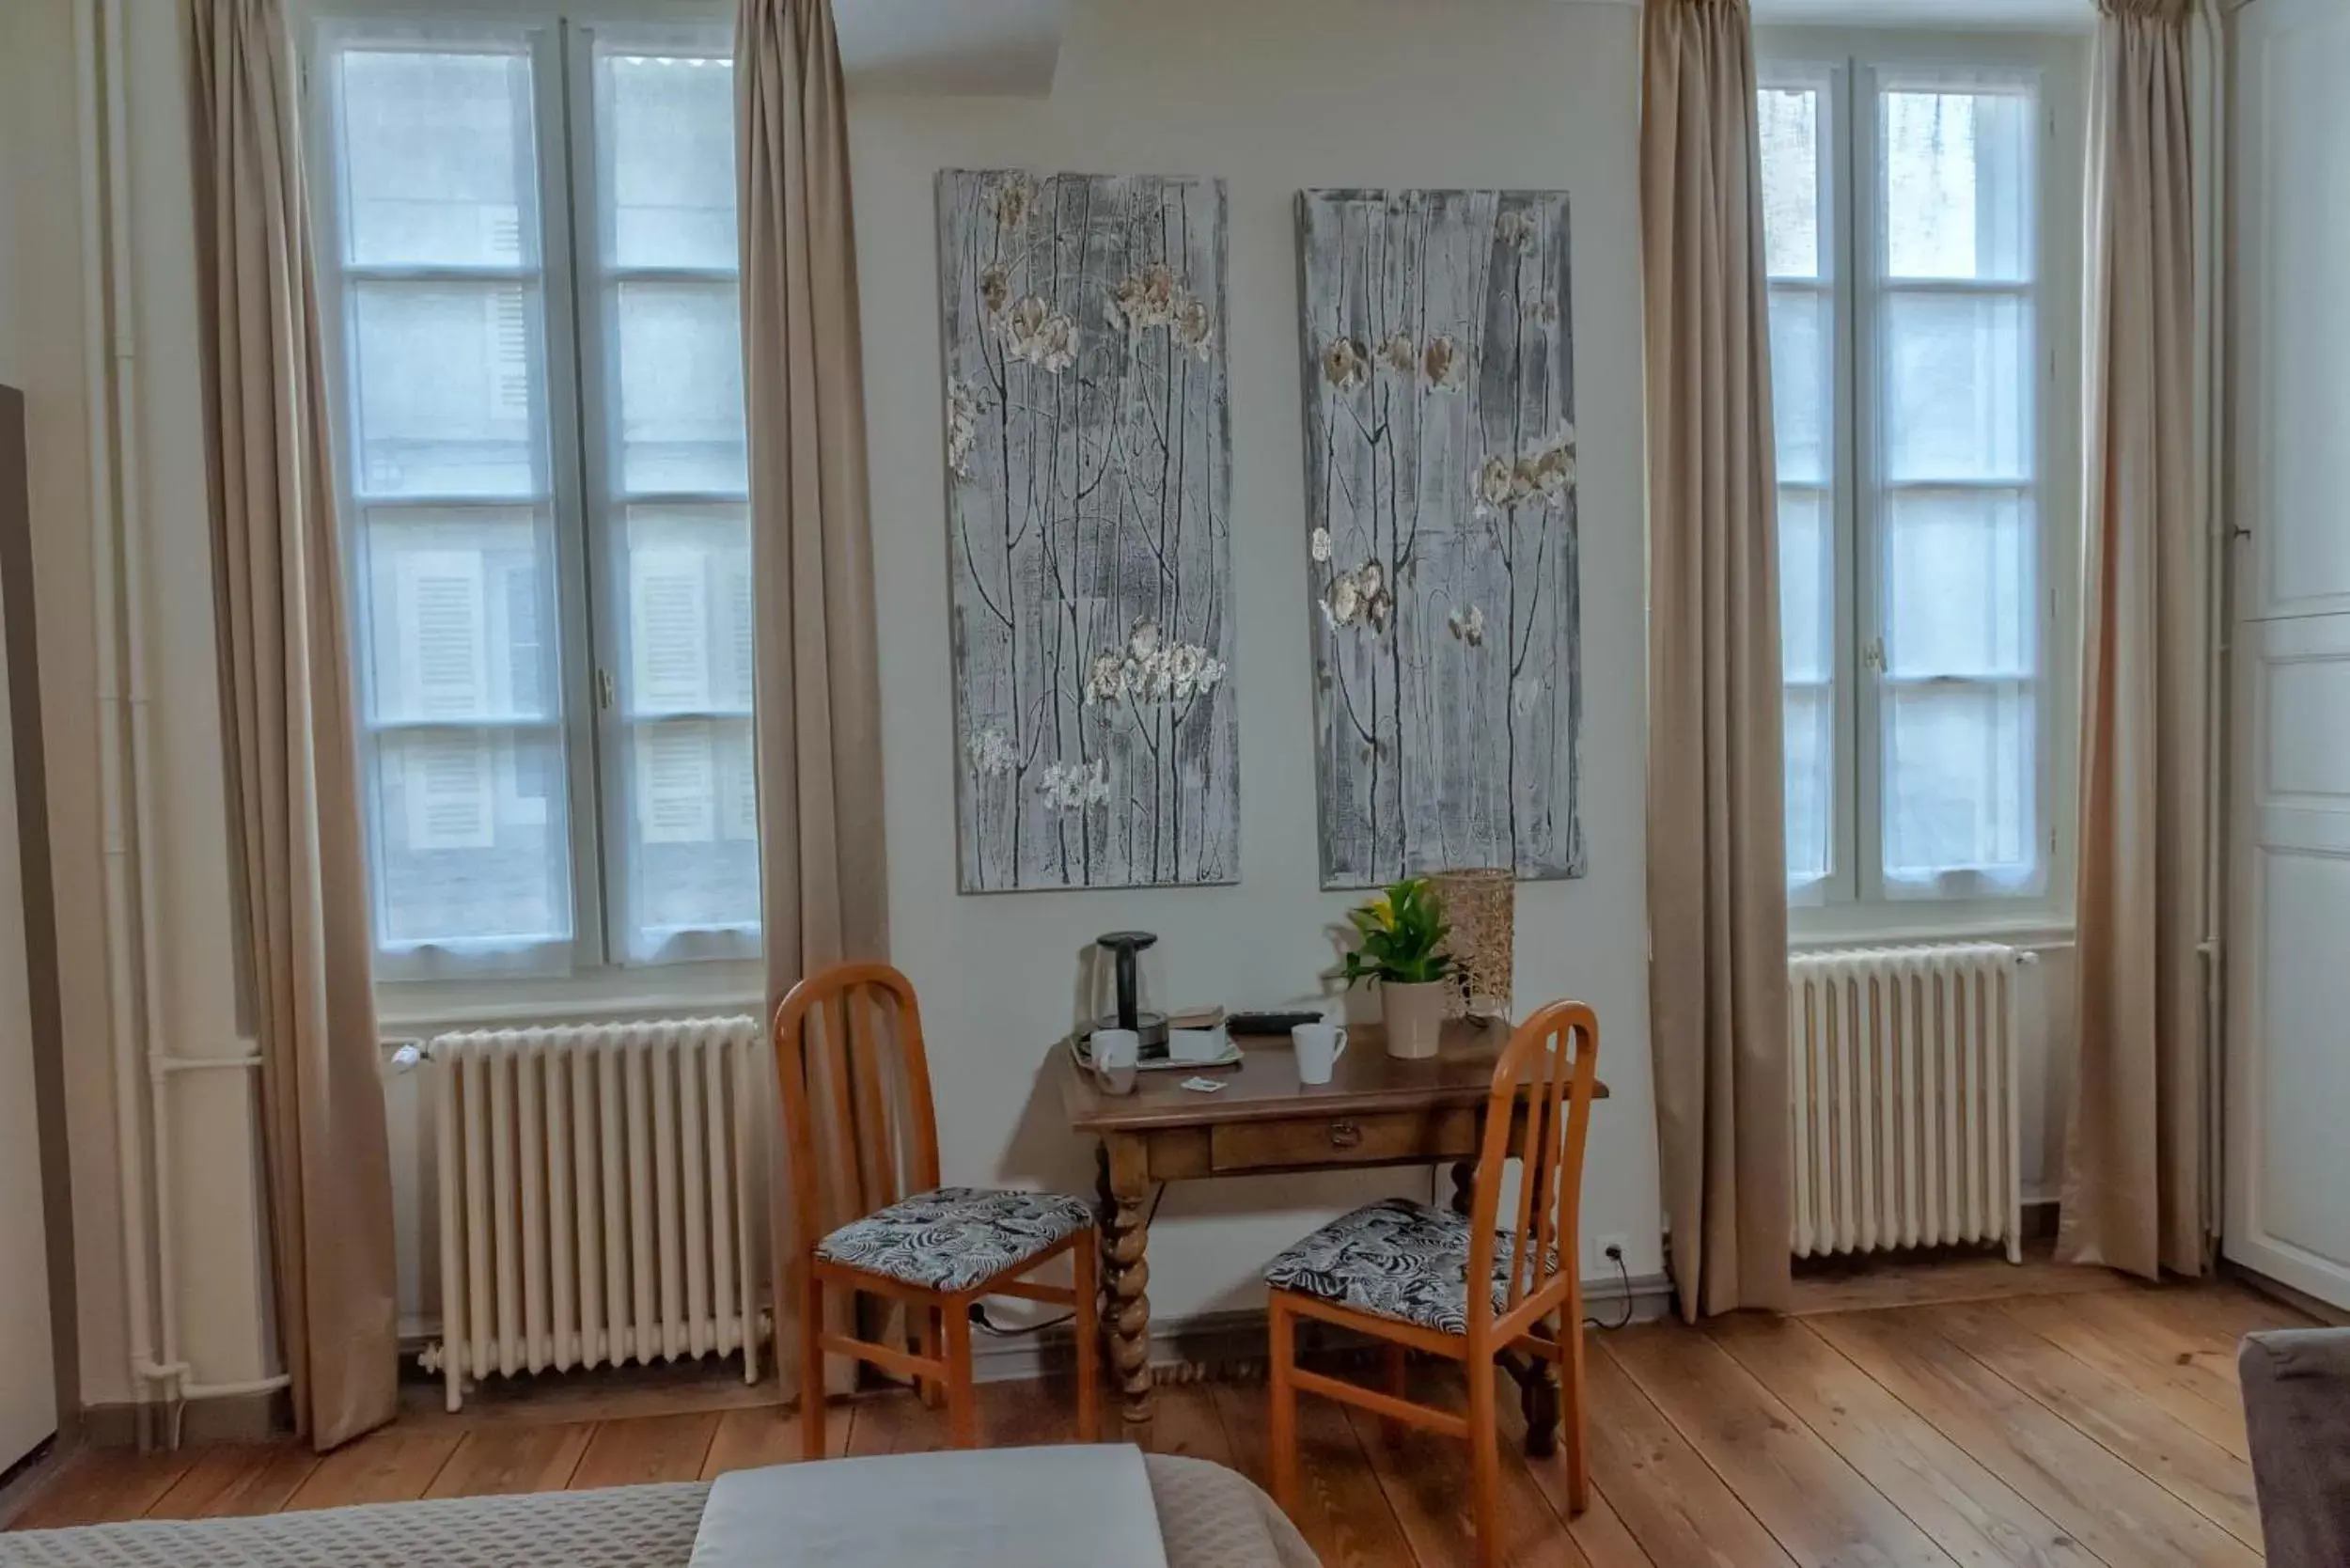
[1296,188,1584,889]
[939,170,1237,892]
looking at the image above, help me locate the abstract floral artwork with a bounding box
[1296,189,1583,888]
[938,170,1236,892]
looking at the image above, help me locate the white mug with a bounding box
[1292,1022,1349,1086]
[1092,1027,1141,1095]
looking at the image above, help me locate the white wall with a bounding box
[851,0,1664,1313]
[0,0,276,1412]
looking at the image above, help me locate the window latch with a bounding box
[1862,636,1887,674]
[597,668,616,711]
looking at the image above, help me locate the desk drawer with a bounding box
[1209,1107,1481,1172]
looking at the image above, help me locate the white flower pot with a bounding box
[1380,980,1449,1060]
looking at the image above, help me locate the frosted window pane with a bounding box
[338,49,534,268]
[1760,86,1821,280]
[615,282,746,493]
[1770,287,1831,486]
[1778,487,1832,683]
[361,507,559,723]
[351,282,542,497]
[603,51,737,270]
[1884,682,2033,879]
[1882,290,2030,483]
[373,727,571,947]
[1883,87,2032,283]
[1785,685,1833,885]
[1885,490,2032,679]
[625,716,760,955]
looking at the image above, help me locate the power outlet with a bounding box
[1591,1232,1630,1273]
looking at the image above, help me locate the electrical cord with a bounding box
[970,1183,1167,1337]
[1583,1245,1636,1331]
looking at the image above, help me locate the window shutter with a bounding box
[398,549,490,719]
[636,721,715,843]
[405,733,495,850]
[630,545,712,713]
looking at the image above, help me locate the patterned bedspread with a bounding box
[0,1455,1318,1568]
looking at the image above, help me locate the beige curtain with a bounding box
[189,0,399,1449]
[1639,0,1792,1322]
[737,0,892,1404]
[2058,0,2204,1281]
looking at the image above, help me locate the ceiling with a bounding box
[1751,0,2092,27]
[829,0,2093,97]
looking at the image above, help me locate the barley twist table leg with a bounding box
[1102,1137,1154,1437]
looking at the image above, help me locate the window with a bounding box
[314,19,756,980]
[1760,50,2063,914]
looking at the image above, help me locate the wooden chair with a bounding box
[776,962,1099,1455]
[1262,1000,1599,1565]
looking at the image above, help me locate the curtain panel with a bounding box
[2059,0,2205,1281]
[188,0,400,1449]
[1638,0,1793,1321]
[737,0,894,1404]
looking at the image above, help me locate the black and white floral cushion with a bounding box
[817,1185,1095,1294]
[1261,1198,1562,1336]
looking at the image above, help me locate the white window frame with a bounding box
[303,0,761,1012]
[1760,26,2088,943]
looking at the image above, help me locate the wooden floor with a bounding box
[8,1254,2314,1567]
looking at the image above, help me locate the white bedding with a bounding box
[690,1445,1172,1568]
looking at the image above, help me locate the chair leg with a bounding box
[915,1306,944,1409]
[1467,1349,1503,1568]
[1268,1292,1299,1516]
[1381,1341,1409,1446]
[1562,1294,1590,1514]
[799,1266,828,1462]
[943,1300,979,1449]
[1073,1232,1101,1443]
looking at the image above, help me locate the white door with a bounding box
[2224,0,2350,1309]
[0,568,55,1470]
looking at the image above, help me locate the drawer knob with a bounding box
[1328,1119,1363,1150]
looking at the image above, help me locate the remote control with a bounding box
[1228,1010,1328,1036]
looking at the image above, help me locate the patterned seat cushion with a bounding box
[817,1185,1094,1293]
[1262,1198,1561,1336]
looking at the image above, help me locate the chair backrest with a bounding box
[1465,1000,1600,1337]
[772,963,942,1252]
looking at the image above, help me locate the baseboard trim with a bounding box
[79,1388,289,1449]
[2220,1257,2350,1326]
[970,1271,1675,1385]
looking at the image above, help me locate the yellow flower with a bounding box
[1365,893,1395,928]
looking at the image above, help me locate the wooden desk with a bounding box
[1058,1017,1610,1442]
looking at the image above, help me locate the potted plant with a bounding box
[1340,878,1454,1059]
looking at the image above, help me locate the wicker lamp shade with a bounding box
[1431,868,1513,1020]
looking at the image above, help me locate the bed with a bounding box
[0,1452,1318,1568]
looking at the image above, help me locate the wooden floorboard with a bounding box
[1997,1294,2251,1457]
[1578,1338,1797,1567]
[280,1431,462,1513]
[1915,1300,2264,1549]
[1606,1320,1953,1566]
[6,1271,2306,1566]
[1813,1308,2264,1568]
[1707,1312,2101,1568]
[1213,1374,1418,1568]
[565,1411,718,1490]
[1346,1366,1594,1568]
[699,1403,847,1478]
[1788,1239,2134,1316]
[424,1423,594,1498]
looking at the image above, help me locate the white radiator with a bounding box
[1787,944,2029,1263]
[419,1017,768,1411]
